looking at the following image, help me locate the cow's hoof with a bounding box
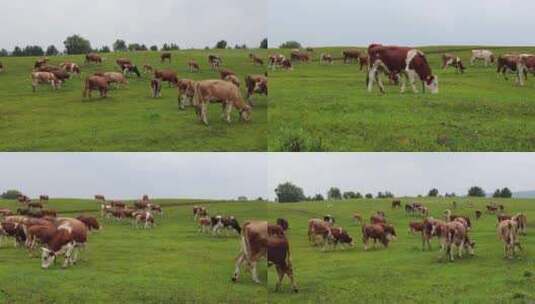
[293,288,299,293]
[231,277,237,282]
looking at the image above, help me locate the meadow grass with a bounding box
[268,46,535,151]
[0,49,268,151]
[0,197,533,303]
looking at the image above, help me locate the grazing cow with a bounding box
[443,209,472,230]
[280,58,293,70]
[121,64,141,77]
[268,54,286,70]
[496,54,522,82]
[422,218,449,251]
[328,227,353,249]
[352,213,363,224]
[0,221,26,247]
[370,214,386,225]
[151,78,162,98]
[177,78,195,110]
[512,213,527,235]
[444,221,475,261]
[307,218,332,247]
[31,72,61,92]
[486,205,498,214]
[498,219,522,258]
[475,210,482,220]
[154,69,178,87]
[391,199,401,208]
[192,79,251,125]
[276,218,289,231]
[133,211,154,229]
[76,215,100,231]
[94,195,105,201]
[96,72,128,86]
[36,67,71,83]
[161,52,172,63]
[367,45,438,94]
[232,221,298,292]
[342,50,361,64]
[40,218,88,268]
[85,53,102,64]
[34,58,49,68]
[192,206,207,220]
[408,221,424,234]
[442,53,466,73]
[83,76,109,99]
[224,74,241,87]
[208,55,222,70]
[188,60,200,73]
[59,62,81,75]
[219,68,236,80]
[211,215,241,235]
[497,214,511,223]
[517,55,535,86]
[361,223,396,250]
[290,51,310,63]
[245,74,268,101]
[471,50,495,66]
[142,64,153,74]
[319,53,333,64]
[198,216,212,233]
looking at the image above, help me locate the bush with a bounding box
[279,41,301,49]
[1,189,22,199]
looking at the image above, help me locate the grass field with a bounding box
[0,197,533,303]
[0,49,268,151]
[269,46,535,151]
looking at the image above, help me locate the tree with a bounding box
[500,187,512,198]
[343,191,357,199]
[355,192,363,199]
[0,49,8,56]
[260,38,268,49]
[22,45,44,56]
[256,197,264,201]
[1,189,22,199]
[64,35,92,55]
[492,189,501,198]
[468,186,485,197]
[215,40,228,49]
[365,193,373,199]
[46,45,59,56]
[100,46,111,53]
[275,182,305,203]
[279,41,302,49]
[237,196,248,201]
[312,194,324,201]
[428,188,439,197]
[150,45,158,51]
[327,187,342,200]
[113,39,127,52]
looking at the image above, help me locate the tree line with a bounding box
[0,35,269,57]
[274,182,514,203]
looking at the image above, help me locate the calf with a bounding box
[442,53,465,73]
[307,218,332,248]
[211,215,240,235]
[133,211,154,229]
[328,227,353,249]
[198,216,212,233]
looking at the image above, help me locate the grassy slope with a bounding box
[0,197,533,303]
[269,46,535,151]
[0,49,268,151]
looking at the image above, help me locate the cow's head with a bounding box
[339,231,353,245]
[41,247,56,268]
[239,105,252,122]
[425,75,439,94]
[254,79,268,94]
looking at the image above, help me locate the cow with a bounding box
[327,227,353,249]
[94,195,105,202]
[408,221,424,234]
[268,54,286,70]
[59,62,81,76]
[0,208,13,217]
[76,215,100,231]
[96,72,128,87]
[367,45,438,94]
[370,214,386,225]
[143,64,153,74]
[443,209,472,230]
[192,79,251,125]
[319,53,333,64]
[36,66,71,82]
[0,221,26,248]
[39,195,49,202]
[276,218,289,231]
[110,201,126,208]
[421,218,448,251]
[475,210,482,220]
[28,202,43,209]
[161,52,172,63]
[211,215,240,235]
[307,218,332,248]
[188,60,200,73]
[444,221,475,261]
[391,199,401,208]
[151,78,162,98]
[442,53,466,73]
[198,216,212,233]
[177,78,195,110]
[208,55,222,70]
[83,75,109,99]
[517,55,535,86]
[17,195,31,204]
[121,64,141,77]
[133,211,154,229]
[31,72,61,92]
[342,50,361,64]
[40,218,88,268]
[512,213,527,235]
[486,205,498,214]
[498,219,522,258]
[41,209,57,217]
[85,53,102,64]
[497,214,511,223]
[224,74,241,87]
[154,69,178,87]
[352,213,363,224]
[471,49,495,67]
[361,223,396,250]
[245,74,268,102]
[280,58,293,70]
[34,58,49,68]
[232,221,298,292]
[290,51,310,63]
[192,206,207,221]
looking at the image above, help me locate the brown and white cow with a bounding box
[154,69,178,87]
[391,199,401,208]
[352,213,363,224]
[83,76,109,98]
[85,53,102,64]
[59,62,81,76]
[442,53,466,73]
[96,72,128,87]
[421,218,448,251]
[31,72,61,92]
[76,215,100,231]
[143,64,153,74]
[320,53,333,64]
[133,211,154,229]
[208,55,222,70]
[444,221,475,261]
[161,52,172,63]
[367,45,438,94]
[188,60,200,73]
[290,51,310,63]
[94,195,105,202]
[408,221,424,234]
[0,221,26,247]
[197,216,212,233]
[224,74,241,87]
[327,226,353,249]
[192,206,207,221]
[211,215,241,235]
[361,222,396,250]
[34,58,49,68]
[268,54,286,70]
[192,79,251,125]
[40,218,88,268]
[517,55,535,86]
[471,50,495,67]
[245,74,268,102]
[512,213,527,235]
[307,218,332,247]
[177,78,195,110]
[358,54,369,71]
[232,221,298,292]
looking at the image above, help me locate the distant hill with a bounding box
[513,190,535,198]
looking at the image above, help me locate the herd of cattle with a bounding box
[267,45,535,94]
[1,51,268,125]
[0,197,529,292]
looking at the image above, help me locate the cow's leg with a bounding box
[367,65,378,93]
[406,71,418,93]
[224,102,233,124]
[232,253,246,282]
[201,103,209,125]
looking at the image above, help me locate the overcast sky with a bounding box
[0,153,268,200]
[267,153,535,199]
[1,153,534,200]
[0,0,267,50]
[269,0,535,47]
